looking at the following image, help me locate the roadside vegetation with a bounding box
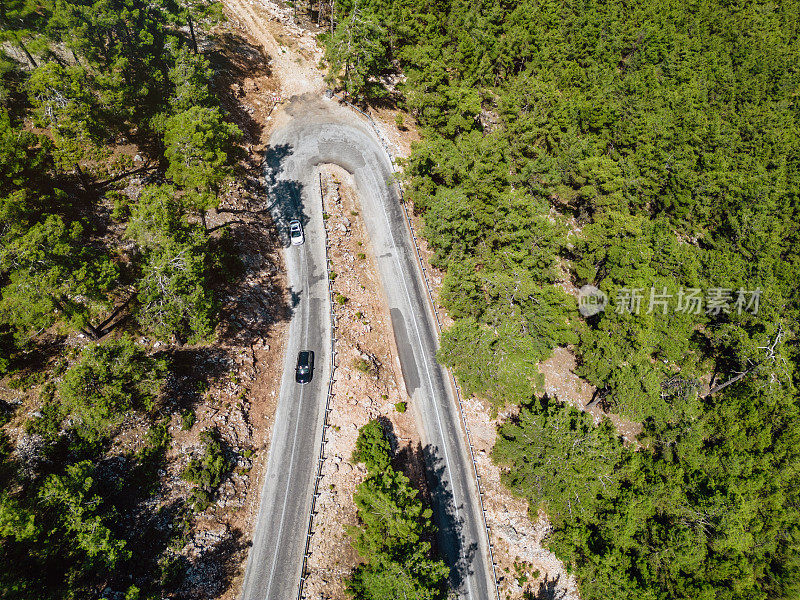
[0,0,252,597]
[324,0,800,598]
[347,420,449,600]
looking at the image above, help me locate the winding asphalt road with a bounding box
[240,94,495,600]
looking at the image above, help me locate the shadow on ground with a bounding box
[208,31,272,151]
[528,574,568,600]
[177,527,249,599]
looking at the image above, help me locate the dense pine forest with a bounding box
[0,0,253,597]
[2,0,799,597]
[326,0,800,598]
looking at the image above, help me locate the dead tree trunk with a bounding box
[705,323,786,398]
[187,13,198,54]
[17,39,37,68]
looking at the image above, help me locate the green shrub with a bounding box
[346,420,448,596]
[25,383,64,442]
[353,357,375,375]
[145,419,171,450]
[181,409,196,431]
[129,419,171,494]
[109,190,131,221]
[201,1,227,23]
[351,419,391,471]
[181,428,233,511]
[159,554,186,590]
[209,227,245,283]
[8,370,46,391]
[59,336,166,439]
[52,357,68,376]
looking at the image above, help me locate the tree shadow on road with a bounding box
[262,142,312,249]
[422,443,479,595]
[384,427,481,593]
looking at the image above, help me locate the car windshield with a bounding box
[291,228,301,236]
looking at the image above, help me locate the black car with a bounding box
[295,350,314,384]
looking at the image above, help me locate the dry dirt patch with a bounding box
[221,0,325,99]
[539,347,642,442]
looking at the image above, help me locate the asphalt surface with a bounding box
[240,94,494,600]
[239,110,331,600]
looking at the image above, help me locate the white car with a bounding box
[289,219,304,245]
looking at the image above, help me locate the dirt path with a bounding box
[222,0,325,98]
